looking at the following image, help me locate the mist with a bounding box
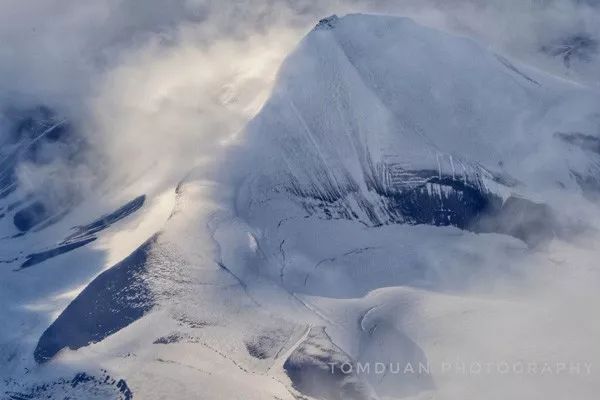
[2,1,600,399]
[2,0,599,206]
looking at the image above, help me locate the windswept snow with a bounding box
[2,12,600,400]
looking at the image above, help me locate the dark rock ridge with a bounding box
[16,195,145,270]
[0,106,80,200]
[316,15,339,30]
[13,201,49,232]
[555,132,600,199]
[556,131,600,155]
[245,328,293,360]
[3,370,133,400]
[65,195,146,241]
[18,237,97,270]
[542,34,599,68]
[287,163,556,246]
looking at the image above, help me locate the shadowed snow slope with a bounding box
[2,13,600,400]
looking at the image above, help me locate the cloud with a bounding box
[1,0,599,205]
[2,2,600,399]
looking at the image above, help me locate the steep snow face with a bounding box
[237,14,600,238]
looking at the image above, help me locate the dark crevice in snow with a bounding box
[279,239,287,284]
[496,55,541,86]
[216,261,261,307]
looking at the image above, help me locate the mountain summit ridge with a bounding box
[235,13,598,244]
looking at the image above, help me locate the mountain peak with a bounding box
[314,14,339,30]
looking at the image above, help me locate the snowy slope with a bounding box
[2,13,600,400]
[236,14,600,245]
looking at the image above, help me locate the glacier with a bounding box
[2,12,600,400]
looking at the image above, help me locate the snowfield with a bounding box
[2,13,600,400]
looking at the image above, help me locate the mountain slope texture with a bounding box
[1,13,600,400]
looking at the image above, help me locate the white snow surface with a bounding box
[2,13,600,400]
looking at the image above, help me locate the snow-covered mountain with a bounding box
[2,13,600,400]
[236,14,600,244]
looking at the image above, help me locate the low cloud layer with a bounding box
[1,0,599,204]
